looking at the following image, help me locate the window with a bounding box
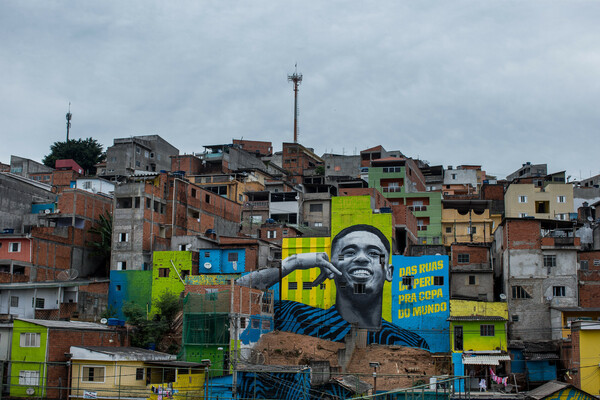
[519,213,529,218]
[553,286,566,297]
[82,366,105,382]
[468,275,477,285]
[451,173,457,179]
[117,261,127,271]
[20,333,40,347]
[179,244,189,251]
[118,233,129,242]
[136,368,144,380]
[267,230,277,239]
[580,260,589,271]
[159,268,170,278]
[83,181,92,189]
[288,282,297,290]
[309,203,323,212]
[228,253,238,262]
[116,285,121,291]
[544,255,556,268]
[434,276,444,286]
[319,283,326,290]
[512,315,519,322]
[512,285,532,299]
[402,276,413,289]
[314,222,323,227]
[33,298,44,308]
[480,325,495,336]
[595,259,600,267]
[10,296,18,307]
[144,150,149,158]
[467,226,477,234]
[557,196,566,203]
[19,371,39,386]
[136,147,141,154]
[518,196,527,203]
[457,254,470,264]
[302,282,312,290]
[252,319,260,329]
[240,317,246,329]
[205,194,211,203]
[445,227,452,233]
[9,242,21,253]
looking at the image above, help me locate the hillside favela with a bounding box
[1,130,600,400]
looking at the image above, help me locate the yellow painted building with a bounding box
[442,205,494,246]
[192,174,266,204]
[449,300,509,353]
[571,321,600,396]
[505,183,574,220]
[70,346,209,400]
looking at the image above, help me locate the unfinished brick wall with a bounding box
[504,219,541,250]
[578,251,600,307]
[44,328,129,399]
[451,244,489,267]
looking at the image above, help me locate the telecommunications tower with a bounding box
[287,65,302,143]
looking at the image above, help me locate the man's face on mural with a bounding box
[331,230,393,295]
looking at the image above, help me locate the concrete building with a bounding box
[442,200,494,246]
[9,155,54,179]
[75,177,115,197]
[368,157,442,245]
[575,173,600,188]
[492,218,580,342]
[281,142,323,186]
[321,153,360,179]
[233,139,273,156]
[443,166,479,197]
[102,135,179,178]
[506,162,547,182]
[111,173,241,271]
[505,183,574,220]
[450,244,494,301]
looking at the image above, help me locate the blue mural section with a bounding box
[236,369,310,400]
[240,315,274,345]
[197,249,245,274]
[108,270,153,319]
[391,255,450,353]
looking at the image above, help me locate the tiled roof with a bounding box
[462,354,511,365]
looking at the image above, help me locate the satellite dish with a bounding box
[204,262,212,270]
[588,216,594,222]
[546,295,553,301]
[499,294,507,300]
[44,209,51,214]
[100,318,108,324]
[57,269,79,281]
[26,388,35,395]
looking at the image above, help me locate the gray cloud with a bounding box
[1,1,599,179]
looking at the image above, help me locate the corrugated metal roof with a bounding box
[523,352,559,361]
[462,354,511,365]
[18,318,111,330]
[448,316,507,321]
[526,380,570,400]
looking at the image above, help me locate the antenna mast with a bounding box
[66,102,72,141]
[287,65,302,143]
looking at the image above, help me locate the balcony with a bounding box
[417,225,428,231]
[541,236,580,248]
[243,201,269,210]
[382,187,402,193]
[408,205,428,212]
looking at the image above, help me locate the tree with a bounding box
[43,138,104,174]
[87,210,112,276]
[123,292,182,353]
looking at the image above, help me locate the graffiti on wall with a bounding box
[235,196,450,352]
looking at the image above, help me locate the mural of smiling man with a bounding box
[237,224,430,350]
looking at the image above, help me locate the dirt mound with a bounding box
[254,331,450,391]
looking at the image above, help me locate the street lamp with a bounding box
[369,362,380,394]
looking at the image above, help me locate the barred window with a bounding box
[480,325,495,336]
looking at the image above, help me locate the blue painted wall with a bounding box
[391,255,450,353]
[198,249,245,274]
[240,315,274,345]
[108,270,153,319]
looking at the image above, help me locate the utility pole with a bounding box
[287,65,302,143]
[65,103,72,141]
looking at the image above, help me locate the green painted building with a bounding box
[10,319,125,399]
[367,160,442,244]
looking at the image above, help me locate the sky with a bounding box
[1,1,599,180]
